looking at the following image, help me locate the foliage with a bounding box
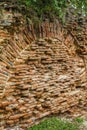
[28,117,83,130]
[12,0,87,22]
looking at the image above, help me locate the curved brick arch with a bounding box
[0,13,63,98]
[0,7,87,129]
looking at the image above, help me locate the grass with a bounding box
[74,117,84,123]
[28,117,84,130]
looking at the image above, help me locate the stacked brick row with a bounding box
[65,16,87,86]
[0,4,87,129]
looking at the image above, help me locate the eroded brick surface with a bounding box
[0,3,87,129]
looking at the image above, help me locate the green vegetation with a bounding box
[3,0,84,23]
[28,117,84,130]
[74,117,84,123]
[17,0,87,20]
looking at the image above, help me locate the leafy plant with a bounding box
[14,0,87,21]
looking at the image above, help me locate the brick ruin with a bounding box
[0,3,87,129]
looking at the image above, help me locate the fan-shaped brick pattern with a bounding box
[0,5,87,129]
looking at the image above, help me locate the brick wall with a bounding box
[0,4,87,129]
